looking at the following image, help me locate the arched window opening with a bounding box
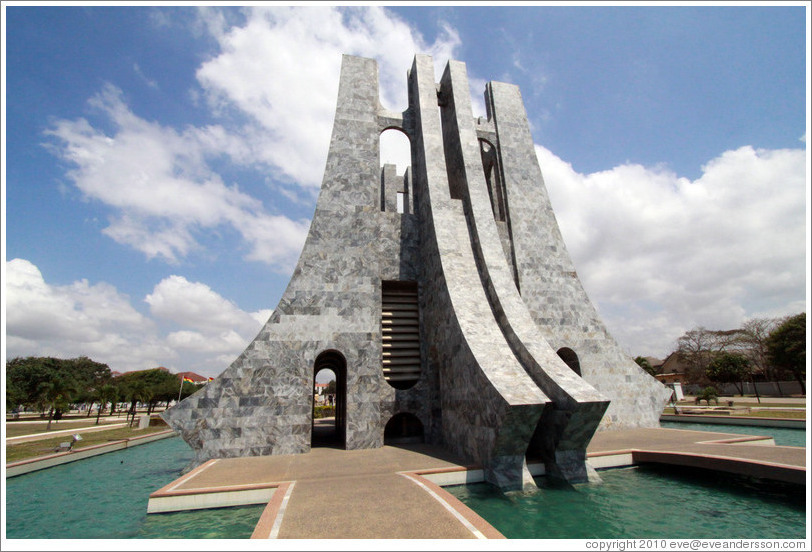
[379,128,414,214]
[479,139,506,222]
[312,350,347,449]
[384,412,424,445]
[557,347,582,377]
[380,128,412,214]
[380,128,411,174]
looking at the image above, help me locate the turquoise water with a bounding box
[660,421,807,447]
[7,432,807,540]
[447,466,806,539]
[5,436,264,539]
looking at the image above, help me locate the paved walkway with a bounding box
[588,427,805,484]
[151,443,501,539]
[148,426,806,539]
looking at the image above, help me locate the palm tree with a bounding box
[38,374,78,431]
[95,384,117,425]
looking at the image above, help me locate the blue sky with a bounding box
[3,4,809,378]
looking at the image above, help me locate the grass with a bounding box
[6,420,174,464]
[662,407,805,419]
[5,418,124,438]
[675,399,806,408]
[739,410,807,419]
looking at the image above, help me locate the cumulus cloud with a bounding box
[44,7,461,271]
[5,259,171,371]
[146,274,271,337]
[538,144,808,357]
[195,6,460,188]
[45,84,309,270]
[5,259,269,376]
[144,275,271,373]
[30,5,805,372]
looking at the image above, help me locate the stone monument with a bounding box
[162,54,671,491]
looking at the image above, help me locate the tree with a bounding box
[738,318,779,376]
[766,313,806,394]
[676,327,718,385]
[706,352,751,396]
[695,386,719,406]
[6,356,61,412]
[95,384,118,425]
[634,357,657,377]
[115,368,181,422]
[5,357,42,412]
[676,327,752,385]
[5,355,112,415]
[326,380,337,395]
[37,372,79,431]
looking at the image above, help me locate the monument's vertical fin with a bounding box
[164,55,397,462]
[409,54,548,491]
[486,82,671,429]
[437,60,608,483]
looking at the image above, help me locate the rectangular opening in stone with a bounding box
[381,280,421,390]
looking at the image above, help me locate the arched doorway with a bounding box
[312,350,347,449]
[384,412,424,445]
[557,347,582,376]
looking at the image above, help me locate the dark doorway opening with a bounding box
[384,412,424,445]
[557,347,582,376]
[312,350,347,449]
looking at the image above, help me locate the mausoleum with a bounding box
[163,54,671,491]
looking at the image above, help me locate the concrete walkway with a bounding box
[147,426,806,539]
[588,427,806,484]
[150,443,501,539]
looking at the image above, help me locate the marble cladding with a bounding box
[163,55,425,464]
[486,80,672,428]
[163,53,669,491]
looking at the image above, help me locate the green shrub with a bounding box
[314,406,335,419]
[695,386,719,406]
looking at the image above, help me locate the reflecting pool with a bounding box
[446,466,806,539]
[5,436,263,539]
[660,421,807,447]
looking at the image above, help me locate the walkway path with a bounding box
[588,427,805,484]
[148,426,805,539]
[150,443,501,539]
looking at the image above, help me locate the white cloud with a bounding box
[166,329,250,354]
[146,274,270,337]
[5,259,172,371]
[45,84,309,270]
[44,7,461,272]
[538,144,808,358]
[133,63,159,89]
[5,260,269,377]
[195,6,460,188]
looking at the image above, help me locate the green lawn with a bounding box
[5,418,125,438]
[663,407,805,419]
[5,424,174,463]
[676,400,806,408]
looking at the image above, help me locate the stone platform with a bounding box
[147,427,806,539]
